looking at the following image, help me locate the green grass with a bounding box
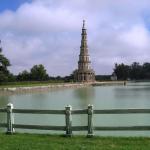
[0,133,150,150]
[0,81,65,88]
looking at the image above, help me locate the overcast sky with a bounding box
[1,0,150,76]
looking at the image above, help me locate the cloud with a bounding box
[119,24,150,49]
[1,0,150,75]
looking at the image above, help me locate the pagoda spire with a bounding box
[80,20,88,55]
[82,20,85,29]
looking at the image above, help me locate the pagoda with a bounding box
[74,20,95,82]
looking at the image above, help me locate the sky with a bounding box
[1,0,150,76]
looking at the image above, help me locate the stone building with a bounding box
[111,72,117,81]
[74,20,95,82]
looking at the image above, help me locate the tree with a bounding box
[142,63,150,79]
[30,64,49,81]
[113,62,150,80]
[17,70,30,81]
[114,63,130,80]
[129,62,142,80]
[64,74,74,82]
[0,41,11,82]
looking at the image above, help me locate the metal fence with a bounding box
[1,103,150,137]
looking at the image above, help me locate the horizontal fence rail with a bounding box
[1,103,150,137]
[0,108,7,113]
[13,109,65,114]
[94,126,150,131]
[94,109,150,114]
[13,124,66,131]
[72,109,87,114]
[0,123,7,127]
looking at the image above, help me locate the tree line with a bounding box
[0,45,73,83]
[114,62,150,80]
[17,66,74,82]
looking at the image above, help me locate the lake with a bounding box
[1,82,150,136]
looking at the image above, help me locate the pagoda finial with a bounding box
[83,20,85,29]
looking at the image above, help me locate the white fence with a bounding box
[1,103,150,137]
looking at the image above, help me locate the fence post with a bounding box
[6,103,14,134]
[87,104,94,137]
[65,105,72,137]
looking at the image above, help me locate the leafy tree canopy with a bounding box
[114,62,150,80]
[0,43,11,82]
[30,64,49,81]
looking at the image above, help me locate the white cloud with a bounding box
[119,24,150,49]
[1,0,150,75]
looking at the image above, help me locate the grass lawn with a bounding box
[0,81,65,88]
[0,133,150,150]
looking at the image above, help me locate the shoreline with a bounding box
[0,83,92,94]
[0,81,125,94]
[93,81,126,86]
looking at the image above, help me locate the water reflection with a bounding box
[74,87,95,107]
[112,84,150,110]
[0,96,9,132]
[0,95,9,107]
[72,87,95,129]
[113,85,150,101]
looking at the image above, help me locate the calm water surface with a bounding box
[1,82,150,136]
